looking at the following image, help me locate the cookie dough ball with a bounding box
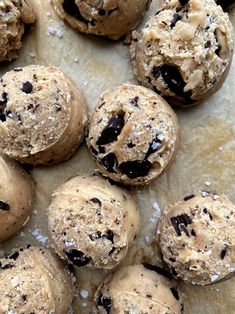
[159,192,235,285]
[95,264,184,313]
[48,175,140,269]
[87,84,179,186]
[0,246,73,313]
[130,0,234,107]
[0,0,35,61]
[0,154,34,242]
[0,65,88,165]
[52,0,150,40]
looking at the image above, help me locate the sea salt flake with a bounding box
[80,290,89,299]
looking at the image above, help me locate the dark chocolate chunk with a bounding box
[98,8,106,16]
[130,96,139,107]
[22,294,27,301]
[97,294,112,313]
[8,251,19,260]
[170,287,180,301]
[90,19,97,26]
[0,262,13,270]
[96,113,125,145]
[64,249,91,267]
[90,198,102,207]
[101,153,118,173]
[104,230,114,243]
[171,267,178,277]
[170,214,192,236]
[90,146,98,156]
[159,65,192,99]
[184,194,195,201]
[21,81,33,94]
[179,0,189,5]
[119,160,151,179]
[0,201,10,211]
[146,134,163,158]
[220,248,227,259]
[98,146,106,154]
[169,258,176,262]
[170,13,182,28]
[215,0,235,10]
[109,246,116,255]
[127,142,135,148]
[62,0,89,23]
[0,92,8,122]
[191,229,196,237]
[142,263,172,280]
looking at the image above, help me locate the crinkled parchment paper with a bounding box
[0,0,235,313]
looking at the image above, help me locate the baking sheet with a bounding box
[0,0,235,313]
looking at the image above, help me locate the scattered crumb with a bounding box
[32,228,49,245]
[19,231,26,238]
[28,52,36,59]
[205,181,211,186]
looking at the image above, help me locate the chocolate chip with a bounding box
[204,41,211,48]
[64,250,91,267]
[127,142,135,148]
[146,134,163,158]
[98,8,106,15]
[191,229,196,236]
[62,0,89,23]
[170,13,182,28]
[0,92,8,122]
[8,251,19,260]
[159,65,192,99]
[220,248,227,259]
[101,153,118,173]
[142,263,172,280]
[104,230,114,243]
[203,208,213,220]
[0,201,10,211]
[0,262,13,270]
[97,294,112,313]
[96,113,125,145]
[171,267,178,277]
[169,258,176,262]
[130,96,139,107]
[179,0,189,5]
[22,294,27,301]
[21,81,33,94]
[14,68,23,72]
[119,160,151,179]
[170,287,180,301]
[109,246,116,255]
[90,19,97,26]
[170,214,192,236]
[183,194,195,201]
[90,198,102,207]
[98,146,106,154]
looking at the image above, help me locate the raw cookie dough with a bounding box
[52,0,150,40]
[48,175,140,269]
[95,264,184,313]
[0,0,35,61]
[0,153,34,242]
[130,0,234,107]
[159,192,235,285]
[0,246,73,313]
[0,65,88,165]
[87,84,179,186]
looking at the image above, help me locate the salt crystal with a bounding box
[210,274,219,282]
[48,26,56,35]
[74,56,80,63]
[152,202,161,217]
[32,228,49,245]
[205,181,211,186]
[80,290,89,299]
[56,29,64,38]
[46,12,51,17]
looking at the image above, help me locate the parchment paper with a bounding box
[0,0,235,313]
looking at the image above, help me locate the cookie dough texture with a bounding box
[0,65,88,165]
[159,192,235,285]
[0,246,73,313]
[48,175,140,269]
[0,154,34,242]
[87,84,179,186]
[52,0,150,39]
[95,264,183,313]
[130,0,234,107]
[0,0,35,61]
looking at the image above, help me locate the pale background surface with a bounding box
[0,0,235,313]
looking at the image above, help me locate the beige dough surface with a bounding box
[0,65,88,165]
[159,192,235,286]
[0,153,34,242]
[0,246,73,313]
[130,0,234,106]
[52,0,150,40]
[0,0,35,61]
[95,264,183,313]
[87,84,179,186]
[0,0,235,313]
[48,175,140,269]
